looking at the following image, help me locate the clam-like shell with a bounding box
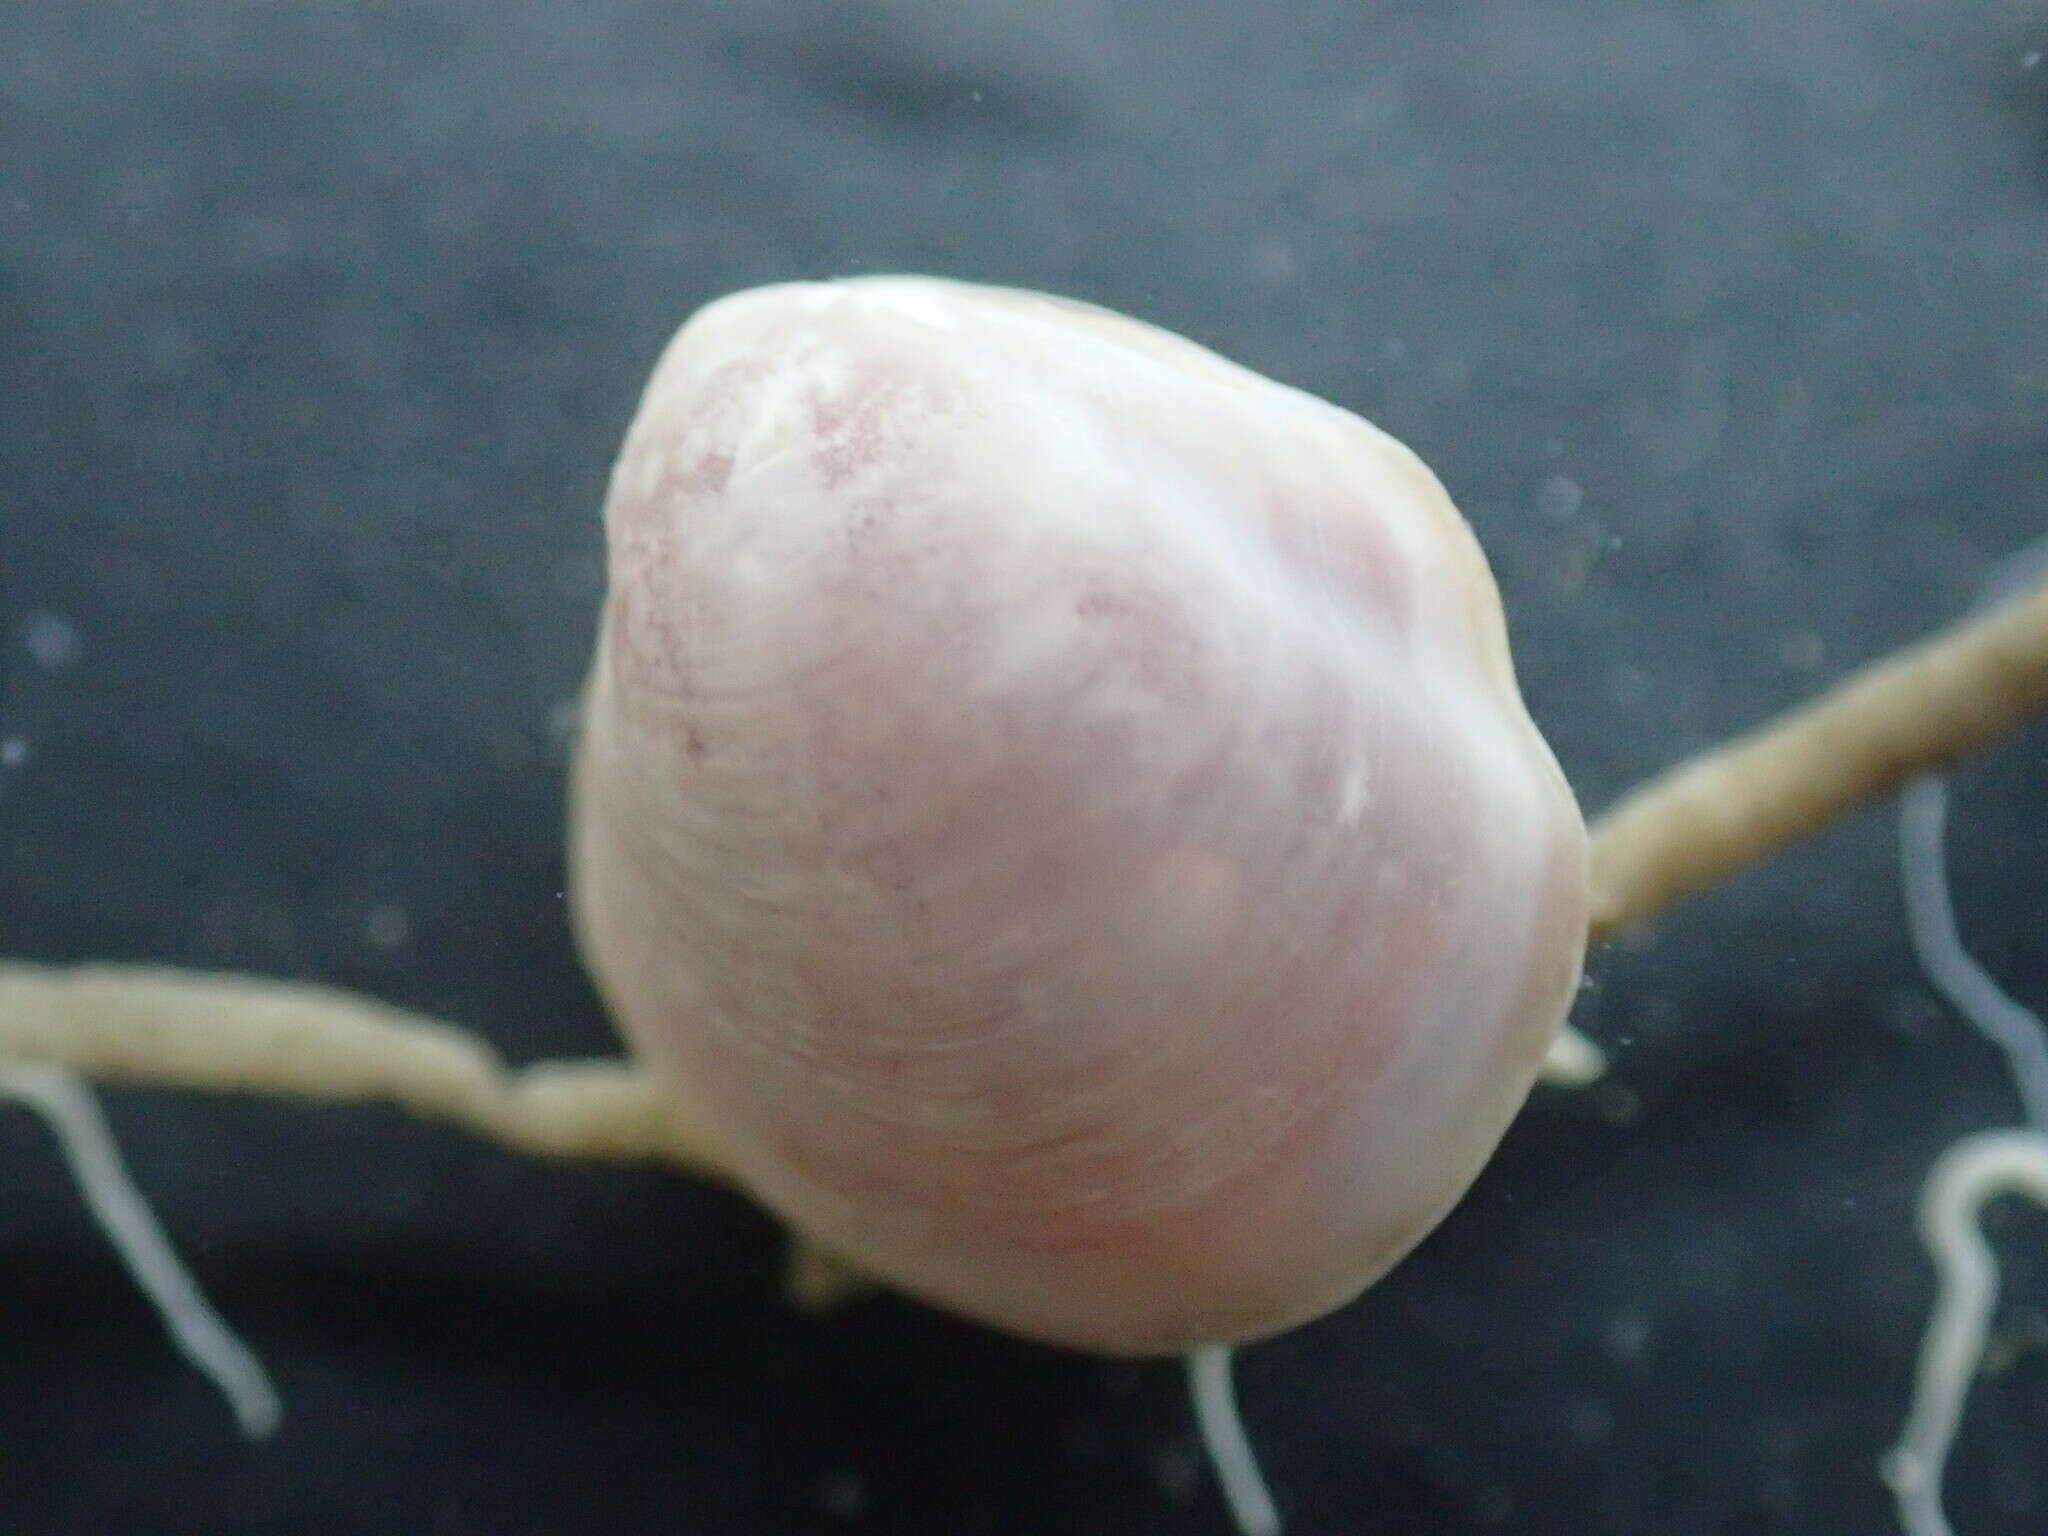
[570,277,1588,1353]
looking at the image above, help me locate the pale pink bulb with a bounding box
[568,276,1588,1354]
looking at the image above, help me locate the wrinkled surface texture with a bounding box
[572,277,1588,1351]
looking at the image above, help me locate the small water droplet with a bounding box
[365,906,412,949]
[546,697,581,742]
[1602,1309,1655,1363]
[1779,631,1826,671]
[23,611,81,668]
[1536,474,1583,521]
[818,1470,867,1519]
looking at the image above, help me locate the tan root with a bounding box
[1589,576,2048,941]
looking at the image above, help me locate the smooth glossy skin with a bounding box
[569,277,1589,1353]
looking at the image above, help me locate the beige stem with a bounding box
[0,963,728,1176]
[1587,577,2048,940]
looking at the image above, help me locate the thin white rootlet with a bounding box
[1899,777,2048,1129]
[0,1061,281,1438]
[1188,1344,1283,1536]
[1885,768,2048,1536]
[1883,1130,2048,1536]
[1886,541,2048,1536]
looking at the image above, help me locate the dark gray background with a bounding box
[4,2,2046,1532]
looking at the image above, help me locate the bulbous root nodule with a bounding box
[569,277,1593,1353]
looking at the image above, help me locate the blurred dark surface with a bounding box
[3,2,2047,1532]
